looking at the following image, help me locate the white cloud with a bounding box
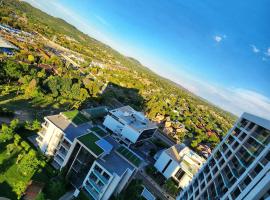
[166,71,270,120]
[265,47,270,57]
[250,44,260,53]
[214,35,222,43]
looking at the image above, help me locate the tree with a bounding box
[28,54,35,63]
[35,192,45,200]
[164,178,179,196]
[0,123,14,142]
[13,181,27,199]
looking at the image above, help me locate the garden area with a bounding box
[0,119,69,199]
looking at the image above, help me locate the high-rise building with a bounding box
[177,113,270,200]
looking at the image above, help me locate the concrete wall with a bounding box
[154,151,178,179]
[40,119,63,155]
[121,126,140,143]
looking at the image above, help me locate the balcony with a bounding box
[38,129,46,137]
[41,122,49,129]
[84,184,99,200]
[54,155,64,165]
[93,170,109,184]
[88,179,103,193]
[36,136,43,144]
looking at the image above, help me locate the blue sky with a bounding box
[24,0,270,119]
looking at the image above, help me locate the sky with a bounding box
[24,0,270,120]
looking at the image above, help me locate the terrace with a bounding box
[62,110,89,125]
[91,126,108,137]
[117,146,142,167]
[78,133,104,157]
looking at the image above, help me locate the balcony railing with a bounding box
[84,184,99,200]
[93,170,109,184]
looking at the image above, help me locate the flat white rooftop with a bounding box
[110,106,157,131]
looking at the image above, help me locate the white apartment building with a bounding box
[177,113,270,200]
[154,144,205,189]
[103,106,158,145]
[37,109,142,200]
[36,111,92,169]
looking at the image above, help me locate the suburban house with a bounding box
[103,106,158,145]
[37,109,143,200]
[154,144,205,189]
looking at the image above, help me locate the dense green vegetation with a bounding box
[0,0,237,152]
[0,119,68,199]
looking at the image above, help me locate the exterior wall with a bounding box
[103,115,124,134]
[38,118,63,156]
[177,113,270,200]
[154,151,178,179]
[178,173,192,189]
[114,169,134,194]
[101,175,121,200]
[121,126,140,143]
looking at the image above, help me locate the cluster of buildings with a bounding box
[36,105,270,200]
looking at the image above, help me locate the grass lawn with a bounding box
[62,110,89,125]
[117,146,142,167]
[91,126,107,137]
[78,133,104,156]
[0,144,32,199]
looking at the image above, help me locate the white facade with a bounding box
[82,161,134,200]
[103,106,157,144]
[154,144,205,189]
[177,113,270,200]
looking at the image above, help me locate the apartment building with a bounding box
[177,113,270,200]
[154,144,205,189]
[103,106,158,145]
[37,109,143,200]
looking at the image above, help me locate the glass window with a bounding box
[232,128,241,137]
[231,187,241,199]
[94,165,103,173]
[239,132,247,141]
[243,137,264,156]
[103,172,110,180]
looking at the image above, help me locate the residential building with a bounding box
[103,106,158,145]
[177,113,270,200]
[37,109,143,200]
[37,111,92,169]
[154,144,205,189]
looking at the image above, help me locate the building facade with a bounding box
[154,144,205,189]
[177,113,270,200]
[103,106,157,145]
[37,109,143,200]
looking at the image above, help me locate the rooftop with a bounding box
[82,106,108,119]
[62,110,89,125]
[110,106,157,131]
[77,133,104,157]
[116,145,142,167]
[97,136,135,176]
[0,36,19,50]
[46,114,91,142]
[165,143,205,175]
[91,126,108,137]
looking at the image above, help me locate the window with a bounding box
[239,119,248,128]
[232,128,241,137]
[239,132,247,141]
[236,147,254,167]
[175,168,185,180]
[226,135,235,145]
[232,140,240,149]
[243,137,264,156]
[89,173,98,182]
[94,165,103,173]
[219,158,225,167]
[260,151,270,166]
[225,148,232,159]
[247,122,255,131]
[231,187,241,199]
[103,172,110,180]
[212,166,218,174]
[252,126,270,145]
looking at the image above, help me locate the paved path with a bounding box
[136,170,174,200]
[154,130,176,147]
[59,190,74,200]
